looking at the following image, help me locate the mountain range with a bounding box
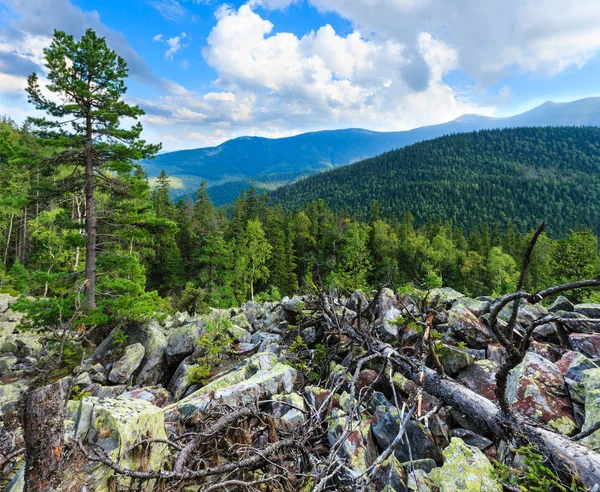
[142,97,600,205]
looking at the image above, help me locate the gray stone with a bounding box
[227,324,252,344]
[453,297,490,317]
[425,287,465,306]
[575,303,600,318]
[548,296,574,313]
[434,342,475,375]
[167,357,196,401]
[0,354,17,376]
[447,304,491,349]
[108,343,145,384]
[165,322,204,366]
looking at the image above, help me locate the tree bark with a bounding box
[84,115,96,309]
[24,379,69,491]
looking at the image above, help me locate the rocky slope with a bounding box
[1,289,600,490]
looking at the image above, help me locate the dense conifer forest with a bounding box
[2,113,599,323]
[271,127,600,237]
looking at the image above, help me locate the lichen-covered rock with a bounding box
[580,368,600,451]
[569,333,600,358]
[435,342,475,375]
[371,406,441,463]
[65,396,169,490]
[164,352,296,422]
[506,352,577,435]
[0,381,28,416]
[0,353,17,376]
[447,305,491,349]
[305,386,340,410]
[454,297,490,317]
[167,357,196,401]
[574,303,600,318]
[426,287,465,307]
[499,301,548,328]
[272,392,305,428]
[230,313,253,333]
[227,324,252,344]
[108,343,145,384]
[328,413,377,478]
[165,321,204,366]
[372,455,408,491]
[556,351,596,381]
[428,438,501,491]
[119,386,171,407]
[548,296,574,313]
[5,464,24,492]
[407,469,435,491]
[458,359,498,401]
[527,341,561,362]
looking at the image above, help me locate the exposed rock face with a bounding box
[164,352,296,422]
[574,303,600,318]
[569,333,600,358]
[580,368,600,451]
[507,352,577,435]
[165,321,204,367]
[428,437,502,491]
[328,412,377,479]
[108,343,145,384]
[458,359,499,401]
[447,305,491,349]
[434,342,475,375]
[548,295,574,313]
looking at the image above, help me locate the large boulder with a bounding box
[548,296,574,313]
[574,303,600,318]
[0,380,28,416]
[580,368,600,451]
[164,352,296,423]
[569,333,600,358]
[371,406,441,463]
[507,352,577,435]
[434,342,475,375]
[447,305,491,349]
[428,437,501,491]
[458,359,499,401]
[64,396,169,490]
[108,343,145,384]
[556,351,596,381]
[374,288,403,342]
[425,288,465,307]
[167,356,196,401]
[165,321,204,367]
[499,301,548,328]
[328,413,377,479]
[92,321,168,386]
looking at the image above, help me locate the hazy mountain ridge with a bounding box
[142,97,600,204]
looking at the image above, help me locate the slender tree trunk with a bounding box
[84,116,96,309]
[3,212,14,269]
[24,379,69,491]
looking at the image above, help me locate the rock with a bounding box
[374,305,403,342]
[65,396,169,490]
[371,406,442,463]
[0,353,17,376]
[271,392,305,428]
[227,324,252,344]
[6,465,24,492]
[402,458,437,474]
[457,359,499,401]
[453,297,490,317]
[507,352,577,435]
[164,352,296,422]
[574,303,600,318]
[450,428,493,451]
[487,343,507,366]
[119,386,171,407]
[447,305,491,349]
[230,313,253,333]
[371,455,408,492]
[328,413,376,478]
[499,301,548,328]
[569,333,600,358]
[556,351,596,381]
[347,289,369,313]
[108,343,145,384]
[165,322,204,367]
[2,335,43,358]
[580,369,600,451]
[428,437,501,492]
[548,296,574,313]
[531,322,560,344]
[434,342,475,375]
[407,469,435,491]
[527,341,561,363]
[426,287,465,307]
[167,357,196,401]
[87,383,128,399]
[305,386,339,410]
[74,372,92,387]
[92,321,168,386]
[0,381,28,416]
[355,369,380,394]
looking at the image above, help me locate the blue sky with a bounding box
[2,0,600,151]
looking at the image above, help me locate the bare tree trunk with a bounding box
[84,116,96,310]
[3,212,14,269]
[24,379,69,491]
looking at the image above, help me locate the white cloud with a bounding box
[308,0,600,84]
[248,0,300,11]
[149,0,186,21]
[152,33,163,42]
[164,32,188,59]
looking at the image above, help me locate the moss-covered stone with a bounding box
[108,343,145,384]
[581,368,600,451]
[0,381,28,416]
[227,324,252,343]
[435,342,475,375]
[428,437,502,491]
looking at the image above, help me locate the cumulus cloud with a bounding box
[248,0,300,11]
[308,0,600,84]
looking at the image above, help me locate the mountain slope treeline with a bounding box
[271,127,600,237]
[143,97,600,204]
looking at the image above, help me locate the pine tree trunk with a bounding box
[84,116,96,310]
[24,379,69,491]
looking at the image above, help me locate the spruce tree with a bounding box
[26,28,159,310]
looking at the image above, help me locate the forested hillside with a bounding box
[271,127,600,236]
[143,98,600,204]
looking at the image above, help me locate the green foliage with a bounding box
[71,385,92,401]
[493,445,585,491]
[189,314,234,386]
